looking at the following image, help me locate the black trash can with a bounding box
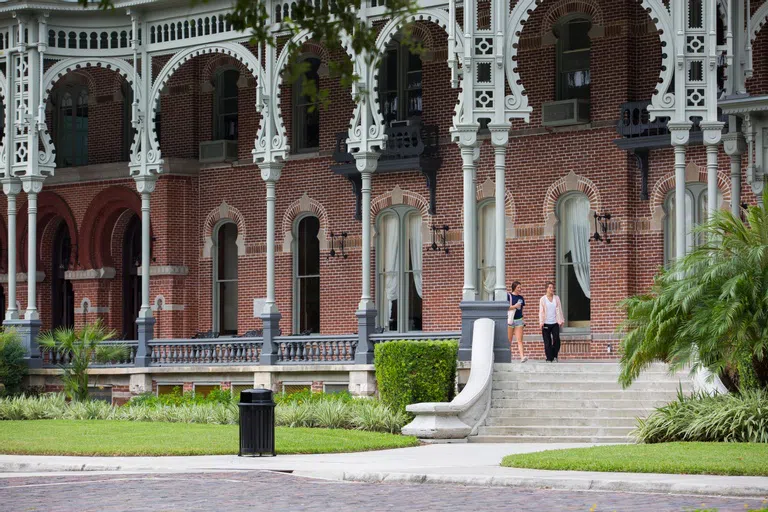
[238,388,276,457]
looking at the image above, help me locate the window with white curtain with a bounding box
[556,192,591,328]
[376,206,423,332]
[477,200,496,301]
[293,215,320,334]
[55,86,89,168]
[213,221,239,335]
[663,182,722,266]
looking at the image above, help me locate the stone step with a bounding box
[493,362,672,373]
[491,398,671,409]
[484,416,641,428]
[491,380,689,392]
[477,425,635,437]
[487,407,653,419]
[492,371,683,382]
[470,435,631,444]
[491,389,681,401]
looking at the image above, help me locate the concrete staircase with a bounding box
[470,361,690,443]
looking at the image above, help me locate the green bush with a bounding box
[374,339,458,415]
[634,389,768,443]
[0,393,408,433]
[128,387,235,408]
[275,389,353,406]
[0,330,27,397]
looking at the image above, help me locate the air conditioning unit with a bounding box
[199,140,238,163]
[541,99,590,127]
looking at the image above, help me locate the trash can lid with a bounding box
[239,388,274,404]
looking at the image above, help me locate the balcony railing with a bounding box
[274,334,358,364]
[42,341,138,368]
[148,337,262,366]
[617,101,669,139]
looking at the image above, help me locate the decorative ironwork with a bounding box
[592,212,612,244]
[328,232,348,259]
[430,224,449,254]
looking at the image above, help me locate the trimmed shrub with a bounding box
[634,389,768,443]
[0,330,27,396]
[374,339,458,415]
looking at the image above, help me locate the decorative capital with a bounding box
[259,161,283,182]
[700,122,725,146]
[451,124,480,148]
[488,123,511,147]
[668,121,693,146]
[133,175,157,194]
[353,152,380,174]
[1,177,22,196]
[722,132,747,156]
[20,176,44,194]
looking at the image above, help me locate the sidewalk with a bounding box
[1,444,767,499]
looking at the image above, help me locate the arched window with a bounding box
[378,38,422,125]
[555,17,591,101]
[293,57,321,152]
[55,86,89,167]
[214,69,239,140]
[293,215,320,334]
[51,223,75,330]
[377,206,423,332]
[663,183,722,266]
[556,193,591,328]
[122,215,141,340]
[213,221,239,335]
[477,199,496,301]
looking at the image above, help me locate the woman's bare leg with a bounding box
[507,325,514,349]
[515,325,525,360]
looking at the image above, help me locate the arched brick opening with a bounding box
[649,163,732,231]
[79,185,144,269]
[202,201,246,258]
[540,0,606,41]
[371,186,431,223]
[281,193,330,252]
[17,192,79,272]
[542,170,602,236]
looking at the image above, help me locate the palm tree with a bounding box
[38,319,127,401]
[618,191,768,391]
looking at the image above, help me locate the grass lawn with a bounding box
[501,442,768,477]
[0,420,419,456]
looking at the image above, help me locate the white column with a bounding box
[491,128,509,301]
[723,131,745,218]
[24,188,39,320]
[706,143,719,218]
[265,180,277,312]
[461,144,478,301]
[259,162,282,315]
[2,180,21,320]
[140,191,152,317]
[353,153,379,311]
[360,170,373,308]
[674,143,687,261]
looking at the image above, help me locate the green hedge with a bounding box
[374,339,458,414]
[0,330,26,397]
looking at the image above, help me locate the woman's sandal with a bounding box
[520,357,528,363]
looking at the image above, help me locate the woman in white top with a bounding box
[538,281,565,362]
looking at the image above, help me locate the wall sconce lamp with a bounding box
[328,232,348,259]
[430,225,449,254]
[592,212,612,244]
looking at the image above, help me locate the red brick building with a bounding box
[1,0,765,395]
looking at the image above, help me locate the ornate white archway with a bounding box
[504,0,675,121]
[151,42,265,156]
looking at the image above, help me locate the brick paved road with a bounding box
[1,471,766,512]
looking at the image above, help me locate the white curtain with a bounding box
[408,213,423,298]
[481,203,496,299]
[382,215,400,321]
[563,195,591,299]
